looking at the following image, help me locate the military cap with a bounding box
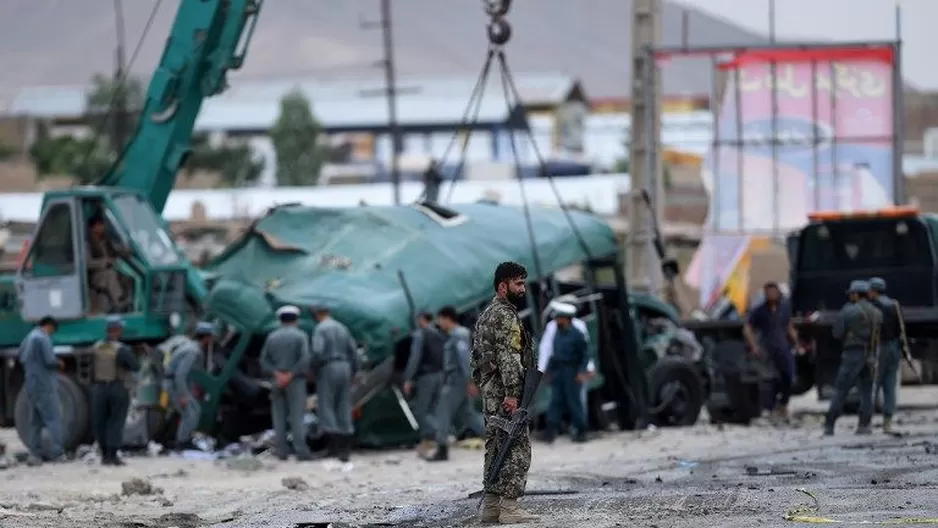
[194,321,215,336]
[549,301,577,317]
[847,280,870,294]
[105,315,125,329]
[276,305,301,317]
[869,277,887,292]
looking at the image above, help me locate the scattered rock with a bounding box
[281,476,309,491]
[121,477,160,496]
[226,456,264,472]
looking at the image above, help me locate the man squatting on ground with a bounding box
[471,261,539,524]
[163,321,216,451]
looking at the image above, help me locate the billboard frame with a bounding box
[642,38,904,235]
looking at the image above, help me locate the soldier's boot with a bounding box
[426,443,448,462]
[882,417,894,434]
[325,434,339,459]
[499,498,539,524]
[822,421,835,436]
[109,448,126,466]
[338,436,351,463]
[855,423,873,435]
[478,493,501,525]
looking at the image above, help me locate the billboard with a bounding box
[688,45,898,309]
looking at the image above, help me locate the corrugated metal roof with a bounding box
[0,173,631,222]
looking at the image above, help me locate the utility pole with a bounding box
[627,0,663,293]
[361,0,403,205]
[112,0,129,150]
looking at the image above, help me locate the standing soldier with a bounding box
[824,280,882,436]
[164,321,215,451]
[471,261,538,524]
[541,302,589,443]
[91,315,140,466]
[868,277,903,433]
[425,305,484,462]
[260,306,313,461]
[402,311,446,457]
[18,315,64,464]
[310,305,359,463]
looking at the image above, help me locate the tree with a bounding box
[269,89,326,186]
[86,73,146,151]
[29,122,113,184]
[186,134,265,188]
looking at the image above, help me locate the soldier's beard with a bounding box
[506,291,525,308]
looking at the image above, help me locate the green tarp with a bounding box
[205,202,619,355]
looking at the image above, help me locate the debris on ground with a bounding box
[281,477,309,491]
[225,455,265,472]
[121,478,160,496]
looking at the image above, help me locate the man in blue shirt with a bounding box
[744,282,801,423]
[18,315,64,464]
[543,302,590,443]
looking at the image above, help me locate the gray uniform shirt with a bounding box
[260,325,311,376]
[833,299,882,350]
[404,325,445,381]
[443,325,472,381]
[311,317,358,374]
[165,338,201,397]
[19,327,57,386]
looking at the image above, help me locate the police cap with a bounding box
[194,321,215,336]
[847,280,870,294]
[869,277,887,293]
[276,305,301,320]
[106,315,125,330]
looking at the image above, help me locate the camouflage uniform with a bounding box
[471,296,534,500]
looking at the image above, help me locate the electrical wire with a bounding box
[76,0,164,180]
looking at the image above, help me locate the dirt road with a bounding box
[1,389,937,528]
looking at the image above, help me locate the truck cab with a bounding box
[789,205,938,395]
[2,188,192,346]
[0,188,198,439]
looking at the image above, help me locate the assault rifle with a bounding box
[482,368,543,490]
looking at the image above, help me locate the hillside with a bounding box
[0,0,765,102]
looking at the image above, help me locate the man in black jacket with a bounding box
[403,312,446,457]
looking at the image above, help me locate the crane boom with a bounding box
[95,0,263,213]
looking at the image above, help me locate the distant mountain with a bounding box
[0,0,766,103]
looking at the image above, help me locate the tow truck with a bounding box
[0,0,263,449]
[689,205,938,417]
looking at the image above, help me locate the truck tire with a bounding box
[14,373,89,452]
[648,358,705,427]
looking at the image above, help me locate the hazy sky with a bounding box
[672,0,935,88]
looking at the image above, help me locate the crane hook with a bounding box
[487,18,512,46]
[483,0,512,18]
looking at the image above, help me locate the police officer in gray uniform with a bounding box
[164,321,214,451]
[868,277,903,434]
[402,312,446,456]
[260,306,313,461]
[824,280,882,436]
[426,306,484,462]
[91,315,140,466]
[310,304,359,462]
[18,315,63,464]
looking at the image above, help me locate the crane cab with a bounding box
[11,188,190,345]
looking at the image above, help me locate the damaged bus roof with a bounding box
[204,201,618,353]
